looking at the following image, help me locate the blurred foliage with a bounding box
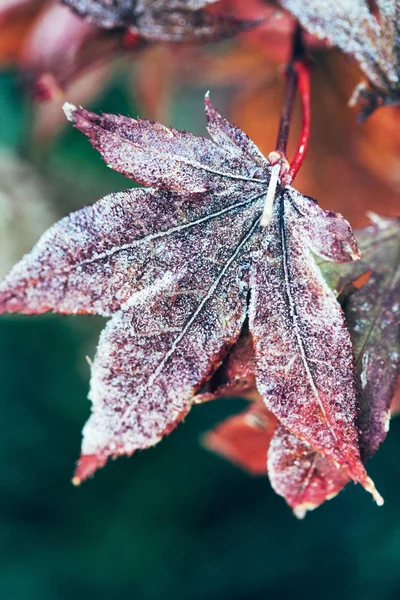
[0,25,399,600]
[0,70,29,149]
[34,70,136,210]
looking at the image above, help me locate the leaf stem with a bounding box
[275,26,303,156]
[288,59,311,182]
[272,25,311,184]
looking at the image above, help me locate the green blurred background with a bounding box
[0,67,400,600]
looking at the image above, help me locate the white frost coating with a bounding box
[3,93,391,506]
[384,410,391,433]
[293,503,318,519]
[114,215,262,425]
[77,192,266,269]
[63,102,78,122]
[79,196,264,458]
[121,270,179,310]
[361,352,370,389]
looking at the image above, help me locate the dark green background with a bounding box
[0,69,400,600]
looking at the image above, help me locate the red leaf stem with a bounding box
[287,58,311,182]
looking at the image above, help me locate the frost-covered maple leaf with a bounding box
[205,215,400,515]
[0,96,382,505]
[61,0,258,42]
[280,0,400,120]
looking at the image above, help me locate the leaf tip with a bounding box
[204,91,213,112]
[73,453,109,483]
[364,476,384,506]
[292,502,318,519]
[63,102,78,123]
[350,248,361,261]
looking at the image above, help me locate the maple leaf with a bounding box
[0,96,382,505]
[279,0,400,120]
[205,215,400,515]
[61,0,259,43]
[268,216,400,515]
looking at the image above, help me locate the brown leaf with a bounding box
[229,53,400,228]
[280,0,400,119]
[0,0,42,64]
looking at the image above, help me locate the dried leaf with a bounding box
[280,0,400,119]
[62,0,259,43]
[0,97,381,505]
[0,151,56,278]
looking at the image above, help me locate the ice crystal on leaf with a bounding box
[0,95,384,507]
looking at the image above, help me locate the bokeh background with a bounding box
[0,3,400,599]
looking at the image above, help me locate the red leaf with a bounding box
[206,216,399,515]
[268,425,351,518]
[0,97,382,508]
[203,403,277,475]
[248,188,374,491]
